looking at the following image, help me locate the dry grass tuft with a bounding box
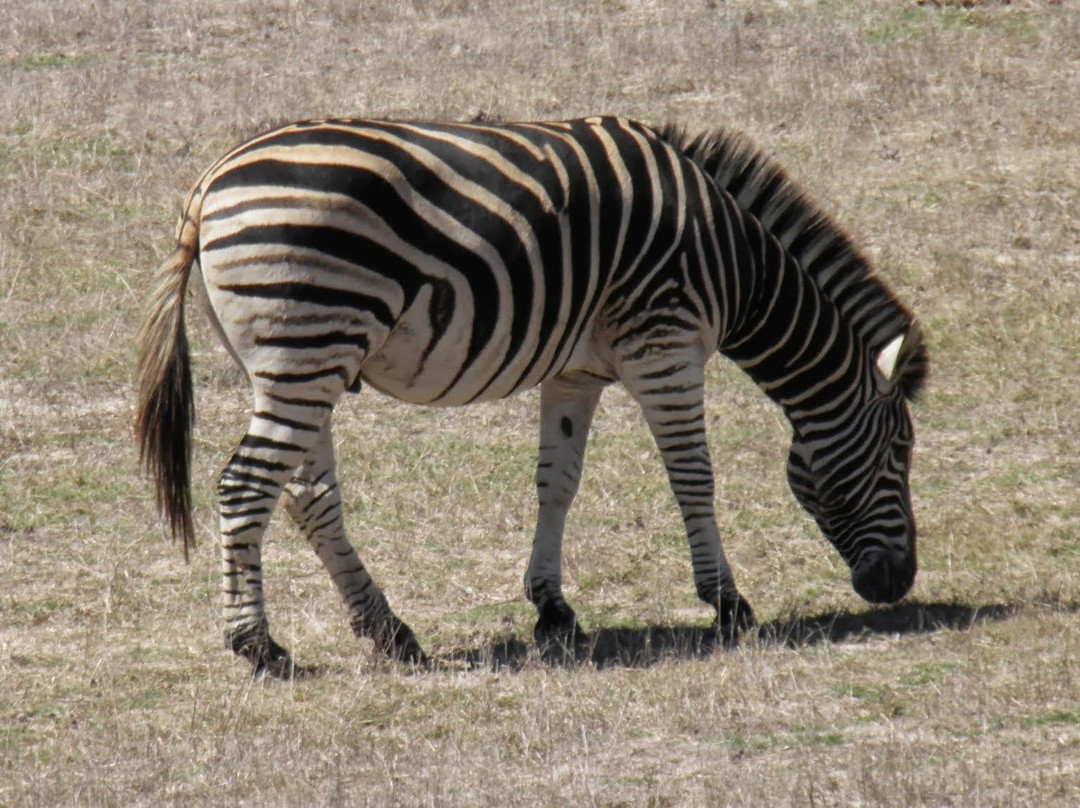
[2,1,1078,804]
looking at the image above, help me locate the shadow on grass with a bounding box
[446,601,1021,672]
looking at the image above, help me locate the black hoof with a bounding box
[534,601,590,664]
[373,620,428,666]
[710,593,757,649]
[230,630,295,680]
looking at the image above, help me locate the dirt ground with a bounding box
[1,1,1078,805]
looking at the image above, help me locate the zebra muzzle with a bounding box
[851,546,916,605]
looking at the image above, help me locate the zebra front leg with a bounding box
[620,352,756,647]
[526,376,603,659]
[282,422,425,665]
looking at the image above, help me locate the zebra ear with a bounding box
[873,327,928,400]
[874,334,905,384]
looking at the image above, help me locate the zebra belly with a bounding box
[359,280,498,405]
[360,283,616,406]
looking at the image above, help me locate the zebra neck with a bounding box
[717,217,866,432]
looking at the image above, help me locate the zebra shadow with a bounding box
[447,601,1019,672]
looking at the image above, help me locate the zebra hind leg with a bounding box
[619,350,756,649]
[526,376,603,662]
[282,421,425,665]
[217,403,333,679]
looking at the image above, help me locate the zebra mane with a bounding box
[657,124,927,401]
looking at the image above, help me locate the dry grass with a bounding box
[2,0,1078,804]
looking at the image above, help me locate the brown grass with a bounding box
[2,0,1078,804]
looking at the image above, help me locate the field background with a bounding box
[1,0,1078,804]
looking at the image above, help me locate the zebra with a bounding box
[135,115,927,678]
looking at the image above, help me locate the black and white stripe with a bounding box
[136,115,927,677]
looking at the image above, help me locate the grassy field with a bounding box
[2,0,1078,804]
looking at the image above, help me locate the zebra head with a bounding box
[786,327,928,604]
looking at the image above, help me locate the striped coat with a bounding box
[136,116,926,677]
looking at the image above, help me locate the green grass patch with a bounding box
[118,688,171,711]
[900,661,958,688]
[834,681,892,703]
[0,724,39,756]
[866,5,1046,46]
[6,52,94,71]
[0,128,136,175]
[1021,708,1080,730]
[453,601,533,625]
[7,598,71,627]
[719,725,846,755]
[865,8,938,45]
[0,459,145,532]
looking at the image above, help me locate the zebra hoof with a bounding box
[534,601,590,664]
[373,621,428,666]
[711,593,757,649]
[236,634,295,681]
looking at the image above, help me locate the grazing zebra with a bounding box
[135,116,927,678]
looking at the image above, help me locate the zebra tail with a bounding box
[134,203,201,561]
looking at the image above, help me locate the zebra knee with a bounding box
[217,457,274,508]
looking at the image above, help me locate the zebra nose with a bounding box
[851,546,916,604]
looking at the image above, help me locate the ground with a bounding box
[1,1,1078,804]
